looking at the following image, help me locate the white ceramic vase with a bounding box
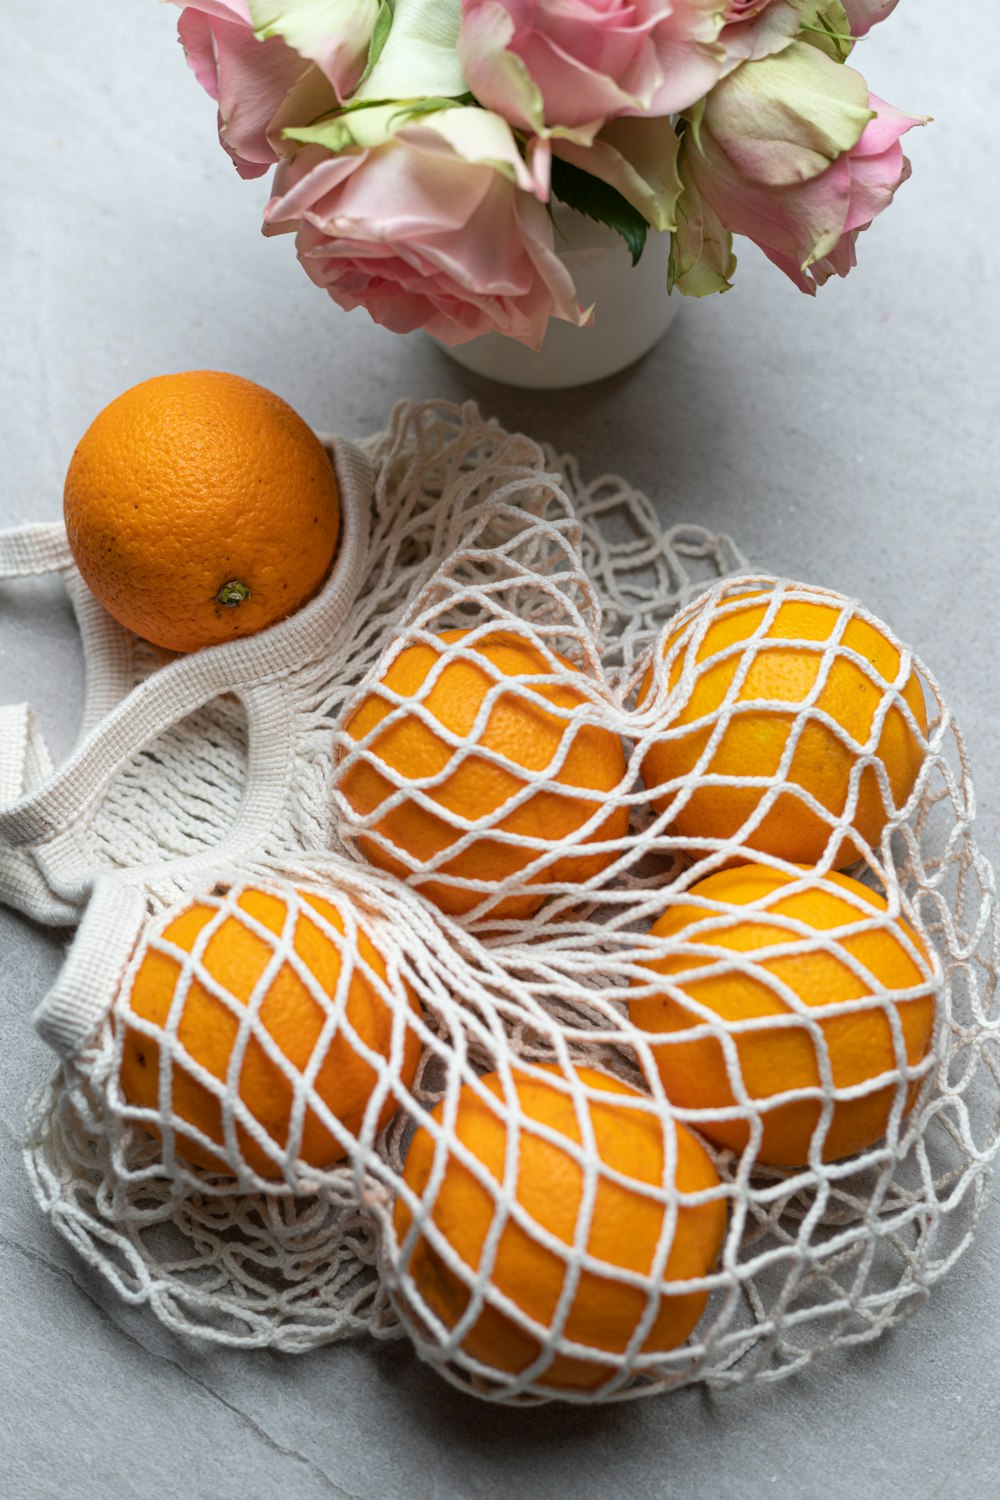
[440,206,678,390]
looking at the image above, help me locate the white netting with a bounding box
[3,400,997,1403]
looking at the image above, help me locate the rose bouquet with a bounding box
[167,0,923,348]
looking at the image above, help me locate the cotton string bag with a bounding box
[0,401,996,1402]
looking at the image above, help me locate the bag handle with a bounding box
[0,438,372,914]
[33,878,149,1057]
[0,704,79,923]
[0,521,139,746]
[0,703,52,804]
[0,523,72,577]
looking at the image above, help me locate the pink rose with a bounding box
[264,108,588,348]
[684,42,922,293]
[716,0,802,71]
[173,1,312,178]
[842,0,901,35]
[723,0,777,17]
[760,98,919,290]
[457,0,727,140]
[171,1,380,178]
[723,0,900,41]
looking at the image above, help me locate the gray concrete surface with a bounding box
[2,2,998,1496]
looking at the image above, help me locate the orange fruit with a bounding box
[630,862,936,1166]
[637,587,928,866]
[118,882,421,1179]
[64,370,341,653]
[339,629,629,918]
[393,1063,726,1391]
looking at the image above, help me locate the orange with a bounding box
[64,371,341,653]
[339,629,629,918]
[637,587,928,866]
[630,863,936,1166]
[119,882,421,1179]
[393,1063,726,1391]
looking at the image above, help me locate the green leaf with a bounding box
[550,156,649,267]
[552,117,681,233]
[388,95,469,126]
[358,0,394,85]
[800,2,855,61]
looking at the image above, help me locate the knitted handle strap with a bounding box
[0,527,69,805]
[0,518,141,742]
[0,522,72,577]
[0,703,52,804]
[0,529,75,919]
[0,522,136,916]
[0,439,372,903]
[0,704,78,923]
[66,570,140,738]
[33,879,150,1057]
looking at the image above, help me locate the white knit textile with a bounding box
[1,401,997,1404]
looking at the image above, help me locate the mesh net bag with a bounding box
[1,400,997,1402]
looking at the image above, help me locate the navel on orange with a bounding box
[630,862,936,1166]
[637,586,928,867]
[394,1063,726,1391]
[118,882,421,1179]
[339,629,629,918]
[64,371,341,653]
